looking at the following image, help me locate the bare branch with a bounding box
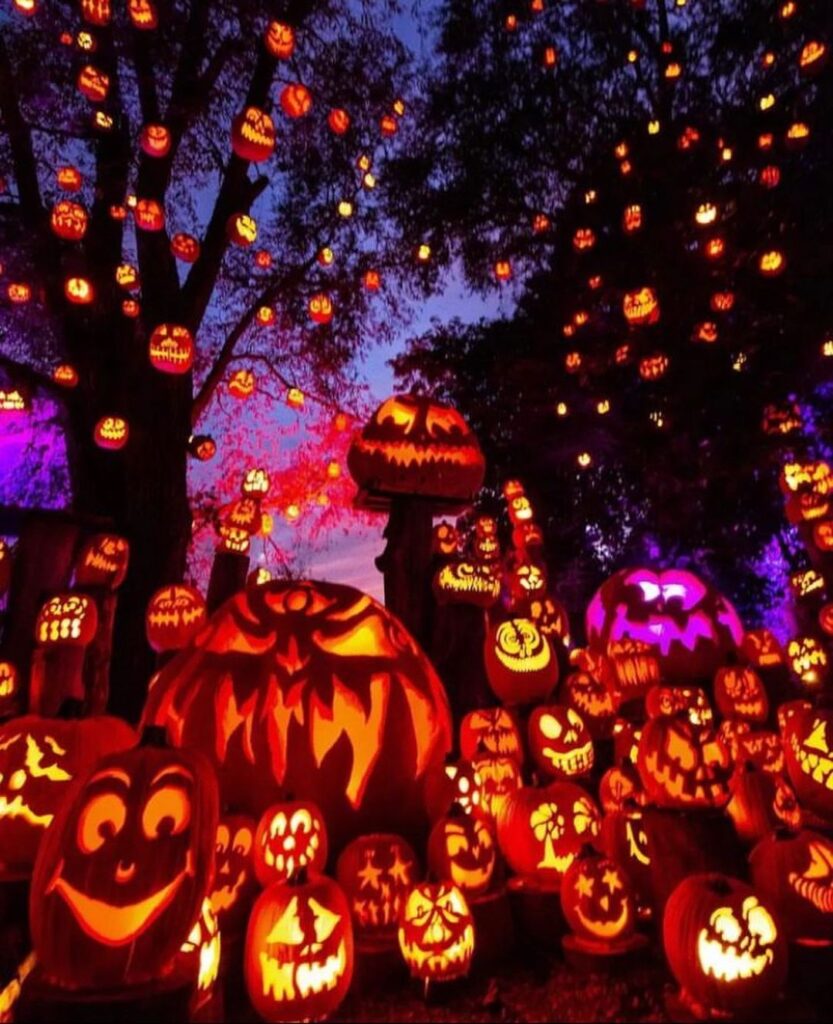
[0,352,65,401]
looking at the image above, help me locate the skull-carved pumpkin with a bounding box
[398,882,474,981]
[336,833,418,949]
[750,829,833,943]
[145,584,206,653]
[253,800,328,886]
[528,705,594,779]
[209,814,257,937]
[74,533,129,590]
[143,579,452,853]
[459,707,522,761]
[484,618,558,705]
[427,806,495,896]
[30,739,218,989]
[560,847,636,946]
[637,714,732,809]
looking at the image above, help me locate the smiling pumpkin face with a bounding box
[561,849,635,945]
[209,814,257,936]
[30,743,218,989]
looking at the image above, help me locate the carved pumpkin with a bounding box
[280,83,312,118]
[637,714,731,809]
[77,64,109,102]
[231,106,276,162]
[783,707,833,819]
[227,212,257,247]
[424,758,482,820]
[139,123,171,157]
[432,521,459,557]
[128,0,157,28]
[726,763,790,845]
[171,232,200,263]
[623,286,659,326]
[35,594,98,647]
[714,667,769,724]
[471,752,521,822]
[134,198,165,231]
[459,707,522,761]
[94,415,129,450]
[561,847,635,945]
[145,584,206,653]
[245,872,353,1022]
[149,324,195,375]
[663,874,787,1017]
[336,833,418,949]
[427,806,495,896]
[328,107,351,134]
[348,394,485,507]
[253,800,328,886]
[587,568,744,683]
[64,276,94,305]
[264,21,294,59]
[508,562,547,610]
[599,762,643,813]
[528,705,594,779]
[786,636,829,688]
[563,671,617,739]
[52,363,79,388]
[74,533,129,590]
[50,200,88,241]
[496,782,600,886]
[0,661,19,717]
[484,618,558,705]
[432,560,499,608]
[750,829,833,943]
[741,629,784,668]
[143,579,452,852]
[599,808,652,912]
[176,897,221,999]
[398,882,474,982]
[730,730,783,775]
[600,640,661,703]
[209,814,257,937]
[30,739,218,988]
[645,685,713,727]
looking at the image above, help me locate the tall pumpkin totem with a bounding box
[143,579,453,853]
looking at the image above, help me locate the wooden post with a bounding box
[375,497,434,650]
[207,549,249,613]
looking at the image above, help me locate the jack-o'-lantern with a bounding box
[622,203,642,233]
[134,198,165,231]
[484,618,558,706]
[52,364,79,388]
[613,719,642,765]
[573,227,595,251]
[599,762,643,813]
[228,369,255,399]
[280,83,312,118]
[587,567,744,683]
[242,467,270,497]
[57,165,82,191]
[599,808,651,911]
[432,521,459,557]
[139,123,171,158]
[561,847,635,946]
[75,533,129,590]
[227,212,257,246]
[231,106,276,162]
[513,521,545,559]
[762,402,802,437]
[80,0,110,24]
[758,250,785,277]
[143,580,452,853]
[726,762,786,845]
[336,833,418,948]
[778,700,811,738]
[733,731,783,775]
[264,20,294,59]
[637,714,731,809]
[716,669,768,728]
[189,434,216,461]
[750,829,833,943]
[601,640,660,702]
[0,713,135,877]
[645,685,713,727]
[145,584,206,653]
[508,562,547,609]
[0,661,19,714]
[528,706,594,779]
[209,814,257,936]
[693,320,719,343]
[507,494,533,525]
[0,540,11,597]
[35,594,97,647]
[783,707,833,818]
[77,64,109,102]
[398,883,474,981]
[663,874,787,1018]
[50,200,88,241]
[638,352,669,380]
[473,515,501,562]
[64,276,94,304]
[528,595,570,646]
[459,707,521,761]
[363,268,381,291]
[814,520,833,552]
[742,629,784,668]
[497,782,600,886]
[171,233,200,263]
[307,292,333,325]
[623,286,659,326]
[428,807,495,896]
[424,758,481,820]
[245,872,353,1022]
[30,737,217,989]
[799,39,828,74]
[472,753,521,821]
[115,263,140,291]
[328,108,350,135]
[176,898,220,998]
[786,636,828,687]
[254,800,327,886]
[348,394,485,507]
[6,282,31,305]
[432,560,499,608]
[149,323,195,375]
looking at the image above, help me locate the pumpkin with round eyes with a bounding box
[645,685,713,727]
[750,829,833,943]
[428,806,495,896]
[432,560,500,608]
[663,874,787,1018]
[398,882,474,982]
[254,799,327,886]
[587,568,744,684]
[245,872,353,1022]
[496,782,601,886]
[783,707,833,818]
[528,705,594,779]
[561,847,636,946]
[336,833,418,948]
[459,707,522,762]
[472,752,521,822]
[74,533,129,590]
[563,671,617,739]
[432,521,459,557]
[637,714,732,809]
[348,394,485,508]
[209,814,257,936]
[143,579,451,853]
[484,618,558,706]
[424,758,481,820]
[134,198,165,232]
[714,667,768,723]
[508,494,533,525]
[30,739,218,988]
[231,106,276,163]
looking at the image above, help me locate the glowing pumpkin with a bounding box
[459,707,522,761]
[264,21,295,60]
[336,833,418,949]
[50,200,88,241]
[560,847,635,946]
[783,707,833,819]
[171,233,200,263]
[209,814,257,937]
[139,124,171,158]
[253,799,328,886]
[280,83,312,118]
[231,106,276,162]
[148,323,194,375]
[74,533,129,590]
[528,705,594,779]
[145,584,206,653]
[398,883,474,981]
[484,618,558,705]
[750,829,833,943]
[714,667,768,723]
[427,806,495,896]
[623,286,660,326]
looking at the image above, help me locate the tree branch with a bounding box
[0,352,65,401]
[0,37,43,231]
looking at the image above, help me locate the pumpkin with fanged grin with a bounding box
[637,714,732,809]
[432,560,500,608]
[783,707,833,819]
[143,579,452,853]
[750,829,833,943]
[348,394,485,507]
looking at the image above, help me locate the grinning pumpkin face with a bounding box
[264,20,294,59]
[253,800,328,886]
[77,64,109,102]
[783,708,833,818]
[432,560,499,608]
[424,759,481,820]
[637,715,731,809]
[228,369,255,399]
[35,594,98,647]
[94,415,129,450]
[231,106,276,163]
[432,521,459,557]
[280,83,312,118]
[561,849,635,944]
[134,198,165,231]
[459,707,522,761]
[398,883,474,982]
[786,636,828,687]
[245,873,353,1022]
[74,534,129,590]
[348,394,485,507]
[623,286,660,326]
[0,661,19,717]
[714,667,768,723]
[741,629,784,668]
[428,809,495,896]
[336,833,417,948]
[587,567,744,683]
[145,584,206,653]
[30,743,217,988]
[472,753,521,822]
[528,706,594,779]
[814,520,833,553]
[149,324,195,375]
[484,618,558,705]
[508,562,547,610]
[50,200,88,241]
[143,580,451,853]
[242,467,270,497]
[209,814,256,936]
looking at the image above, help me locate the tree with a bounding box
[0,0,413,716]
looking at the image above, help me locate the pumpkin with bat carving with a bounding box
[0,713,136,878]
[30,738,218,989]
[586,568,744,683]
[143,579,452,853]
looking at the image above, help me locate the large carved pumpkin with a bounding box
[783,706,833,820]
[30,739,218,989]
[586,568,744,682]
[750,829,833,943]
[0,713,136,878]
[143,579,452,853]
[637,714,731,809]
[348,394,485,506]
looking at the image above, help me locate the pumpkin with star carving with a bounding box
[560,846,636,947]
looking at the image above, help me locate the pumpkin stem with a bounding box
[287,866,309,887]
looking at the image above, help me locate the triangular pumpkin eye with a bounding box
[309,897,341,943]
[805,720,828,752]
[804,841,833,878]
[266,896,304,946]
